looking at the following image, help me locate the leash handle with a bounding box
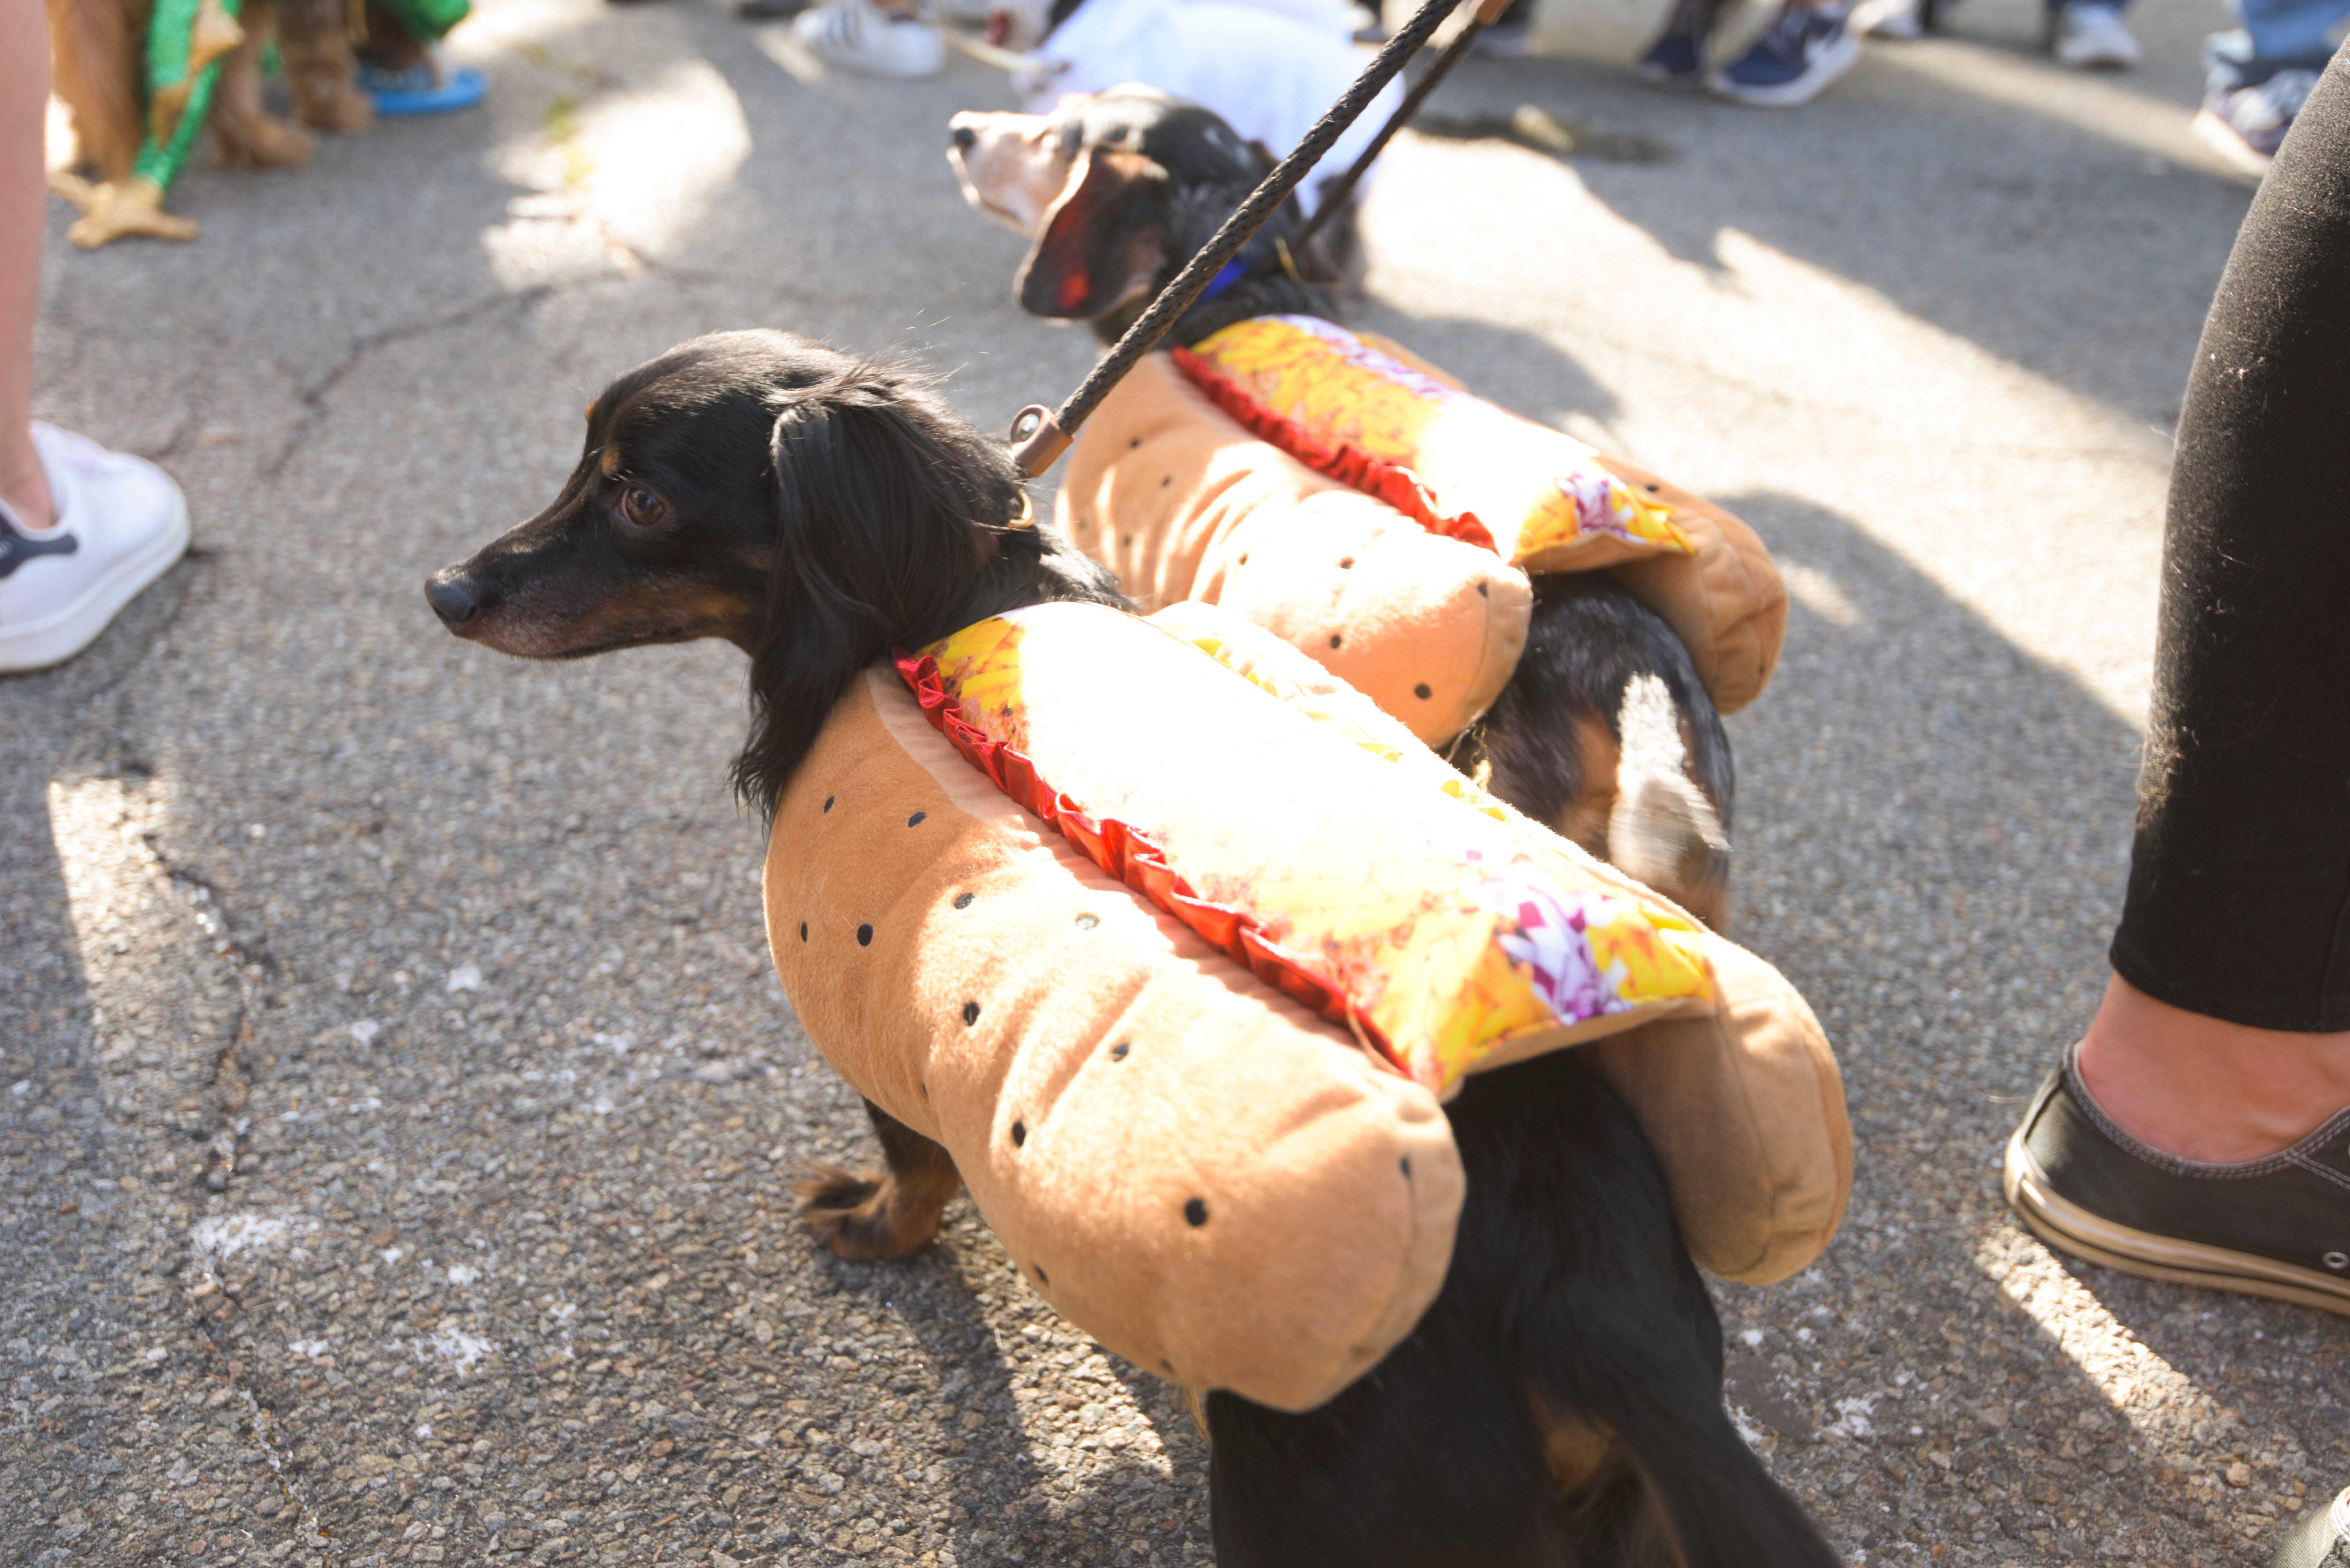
[1014,0,1471,478]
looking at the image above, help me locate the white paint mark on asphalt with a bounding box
[418,1328,496,1374]
[447,964,483,992]
[351,1020,381,1045]
[1824,1395,1879,1440]
[1729,1404,1768,1452]
[190,1212,309,1261]
[448,1263,480,1286]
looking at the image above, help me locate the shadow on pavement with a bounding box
[1702,490,2344,1564]
[1400,48,2248,428]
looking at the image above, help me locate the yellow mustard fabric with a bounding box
[1185,315,1693,571]
[920,603,1716,1092]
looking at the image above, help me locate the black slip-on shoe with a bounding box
[2003,1049,2350,1316]
[2271,1488,2350,1568]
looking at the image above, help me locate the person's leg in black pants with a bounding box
[2005,45,2350,1325]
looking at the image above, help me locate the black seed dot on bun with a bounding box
[1414,683,1433,699]
[799,921,807,941]
[1400,1156,1412,1178]
[962,1001,980,1026]
[1338,556,1354,569]
[1035,1264,1049,1284]
[1237,553,1247,565]
[823,795,834,812]
[856,923,873,946]
[907,811,927,827]
[952,892,974,910]
[1184,1198,1208,1227]
[1160,1358,1174,1373]
[1109,1041,1130,1060]
[1645,481,1661,492]
[1160,476,1171,487]
[1129,438,1142,449]
[1012,1120,1027,1146]
[1477,581,1488,597]
[1328,634,1342,649]
[1074,913,1098,930]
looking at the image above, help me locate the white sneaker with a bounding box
[2051,1,2139,68]
[790,0,946,76]
[0,423,190,672]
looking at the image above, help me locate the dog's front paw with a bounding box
[300,88,376,136]
[796,1162,938,1261]
[221,115,318,169]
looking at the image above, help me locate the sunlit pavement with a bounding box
[6,0,2336,1563]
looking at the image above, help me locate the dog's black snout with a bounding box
[425,572,479,629]
[950,124,977,151]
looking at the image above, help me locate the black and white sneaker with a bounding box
[0,424,190,673]
[2005,1047,2350,1317]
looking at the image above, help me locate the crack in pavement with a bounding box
[263,287,561,480]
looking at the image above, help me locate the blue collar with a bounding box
[1194,255,1253,305]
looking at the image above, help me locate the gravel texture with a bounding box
[6,0,2342,1564]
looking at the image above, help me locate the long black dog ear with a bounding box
[1016,147,1170,319]
[733,371,1021,824]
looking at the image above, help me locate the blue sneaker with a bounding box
[358,60,487,116]
[1636,0,1716,84]
[2193,68,2318,176]
[1707,2,1860,106]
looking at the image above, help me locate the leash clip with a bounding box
[1008,403,1072,480]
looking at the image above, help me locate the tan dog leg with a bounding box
[796,1101,962,1261]
[207,27,318,168]
[275,0,375,135]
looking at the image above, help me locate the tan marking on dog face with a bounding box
[947,108,1080,237]
[599,445,624,480]
[1551,710,1622,856]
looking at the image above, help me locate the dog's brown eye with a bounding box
[617,486,670,531]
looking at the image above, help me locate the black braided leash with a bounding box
[1007,0,1509,481]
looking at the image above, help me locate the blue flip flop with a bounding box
[359,62,487,116]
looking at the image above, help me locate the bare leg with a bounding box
[2075,974,2350,1163]
[1,0,56,527]
[796,1099,962,1261]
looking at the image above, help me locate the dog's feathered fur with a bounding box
[427,330,1840,1568]
[950,88,1736,924]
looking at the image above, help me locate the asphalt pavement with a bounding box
[6,0,2342,1563]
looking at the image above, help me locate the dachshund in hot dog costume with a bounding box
[949,87,1786,929]
[427,331,1847,1567]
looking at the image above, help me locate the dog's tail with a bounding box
[1606,670,1732,928]
[1496,1056,1840,1568]
[45,0,150,184]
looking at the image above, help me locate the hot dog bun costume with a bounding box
[763,601,1849,1413]
[1056,316,1789,743]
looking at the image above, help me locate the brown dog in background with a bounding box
[45,0,390,244]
